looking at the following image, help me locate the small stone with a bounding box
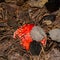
[49,29,60,42]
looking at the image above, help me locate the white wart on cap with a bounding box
[30,26,46,41]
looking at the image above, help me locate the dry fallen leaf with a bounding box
[28,0,48,8]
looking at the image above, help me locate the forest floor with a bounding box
[0,0,60,60]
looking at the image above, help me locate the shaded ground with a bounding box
[0,0,60,60]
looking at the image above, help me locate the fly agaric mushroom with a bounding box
[13,24,47,55]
